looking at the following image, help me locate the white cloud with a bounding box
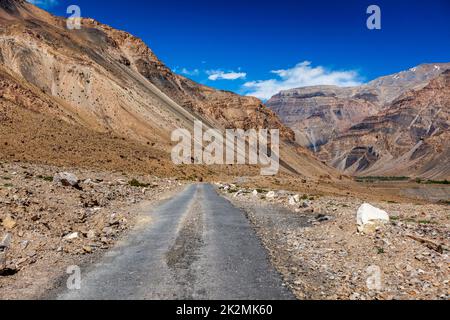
[207,70,247,81]
[172,67,200,77]
[180,68,200,76]
[242,61,363,100]
[27,0,59,8]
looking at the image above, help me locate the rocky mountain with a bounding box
[268,63,450,179]
[321,70,450,179]
[267,85,381,150]
[0,0,333,179]
[268,63,450,149]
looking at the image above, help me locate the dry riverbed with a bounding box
[0,162,185,299]
[220,184,449,300]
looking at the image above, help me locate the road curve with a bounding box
[55,184,294,300]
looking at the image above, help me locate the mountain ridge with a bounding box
[268,63,450,179]
[0,0,335,180]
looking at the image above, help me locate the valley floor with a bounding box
[0,161,448,300]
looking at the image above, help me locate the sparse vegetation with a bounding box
[37,175,53,182]
[128,179,150,188]
[415,179,449,185]
[425,179,449,185]
[418,220,436,225]
[355,176,410,183]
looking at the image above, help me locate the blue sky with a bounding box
[29,0,450,99]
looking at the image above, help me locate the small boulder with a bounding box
[54,172,80,189]
[83,246,93,254]
[86,230,97,240]
[2,215,16,230]
[357,203,390,234]
[0,233,12,270]
[300,200,311,208]
[266,191,277,199]
[288,196,299,206]
[116,179,127,185]
[233,190,244,198]
[0,252,6,270]
[252,190,259,197]
[0,233,12,249]
[20,240,29,250]
[63,232,79,241]
[288,197,295,206]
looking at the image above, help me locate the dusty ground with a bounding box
[222,184,449,300]
[1,160,448,300]
[0,161,185,299]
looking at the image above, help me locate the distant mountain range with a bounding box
[268,63,450,179]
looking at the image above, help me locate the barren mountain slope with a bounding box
[319,70,450,179]
[268,63,450,150]
[0,0,334,179]
[268,86,380,150]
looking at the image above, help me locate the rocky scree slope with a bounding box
[268,64,450,179]
[0,0,334,179]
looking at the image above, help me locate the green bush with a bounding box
[128,179,150,188]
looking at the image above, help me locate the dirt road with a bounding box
[54,184,293,300]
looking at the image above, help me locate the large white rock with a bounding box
[357,203,390,233]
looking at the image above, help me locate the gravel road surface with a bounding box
[55,184,294,300]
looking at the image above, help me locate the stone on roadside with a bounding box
[2,215,17,230]
[0,233,12,270]
[20,240,29,250]
[233,190,244,198]
[87,230,96,240]
[63,232,79,241]
[252,190,259,197]
[83,246,93,254]
[300,200,311,208]
[288,196,298,206]
[266,191,277,199]
[53,172,80,189]
[116,179,127,185]
[0,233,12,250]
[0,251,5,269]
[357,203,390,234]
